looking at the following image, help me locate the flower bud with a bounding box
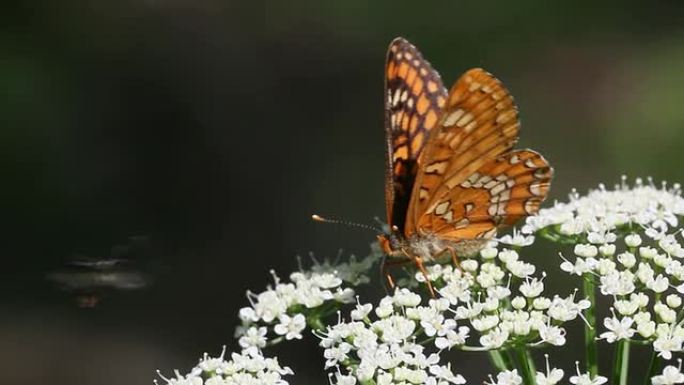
[666,294,682,308]
[625,234,642,248]
[511,296,526,310]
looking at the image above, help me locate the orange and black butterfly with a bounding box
[377,37,553,292]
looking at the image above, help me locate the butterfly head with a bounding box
[377,225,405,257]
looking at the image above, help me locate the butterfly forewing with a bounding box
[405,68,523,235]
[384,37,448,234]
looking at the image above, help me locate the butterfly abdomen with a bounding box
[405,233,487,261]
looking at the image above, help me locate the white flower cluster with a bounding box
[423,244,587,350]
[523,177,684,238]
[485,357,607,385]
[528,179,684,360]
[652,360,684,385]
[562,232,684,359]
[318,288,467,385]
[156,346,293,385]
[318,240,588,384]
[236,270,356,348]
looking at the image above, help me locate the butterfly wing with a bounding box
[405,68,552,238]
[384,37,447,234]
[419,150,553,239]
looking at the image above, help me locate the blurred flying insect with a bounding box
[47,237,152,308]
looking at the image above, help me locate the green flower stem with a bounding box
[525,349,537,378]
[583,274,599,377]
[307,317,326,331]
[458,345,495,352]
[644,350,663,385]
[266,336,284,346]
[612,340,630,385]
[488,350,511,372]
[514,346,536,385]
[502,349,516,370]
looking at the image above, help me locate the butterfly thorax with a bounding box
[378,231,488,262]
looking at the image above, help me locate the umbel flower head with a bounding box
[523,176,684,239]
[158,177,684,385]
[527,178,684,360]
[236,268,357,349]
[155,346,293,385]
[317,235,590,384]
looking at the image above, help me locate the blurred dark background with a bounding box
[2,1,684,384]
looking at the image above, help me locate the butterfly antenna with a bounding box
[311,214,383,234]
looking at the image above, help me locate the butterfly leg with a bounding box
[381,259,397,291]
[381,257,414,292]
[402,250,435,298]
[445,246,461,269]
[408,253,435,298]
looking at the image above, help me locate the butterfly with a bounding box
[378,37,553,293]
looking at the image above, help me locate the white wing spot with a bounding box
[490,183,506,196]
[524,199,539,214]
[534,168,552,179]
[496,110,516,124]
[435,201,450,216]
[456,113,475,127]
[530,183,546,196]
[443,109,465,127]
[483,179,498,190]
[464,120,478,133]
[392,88,401,107]
[468,81,482,92]
[442,211,454,222]
[497,203,507,216]
[419,188,429,200]
[454,218,470,229]
[425,161,448,174]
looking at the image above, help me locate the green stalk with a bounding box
[525,349,537,378]
[612,340,630,385]
[488,349,511,372]
[644,350,663,385]
[514,346,536,385]
[307,316,326,331]
[506,349,519,372]
[583,274,599,377]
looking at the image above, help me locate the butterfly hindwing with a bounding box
[418,149,553,240]
[384,37,448,234]
[405,68,522,234]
